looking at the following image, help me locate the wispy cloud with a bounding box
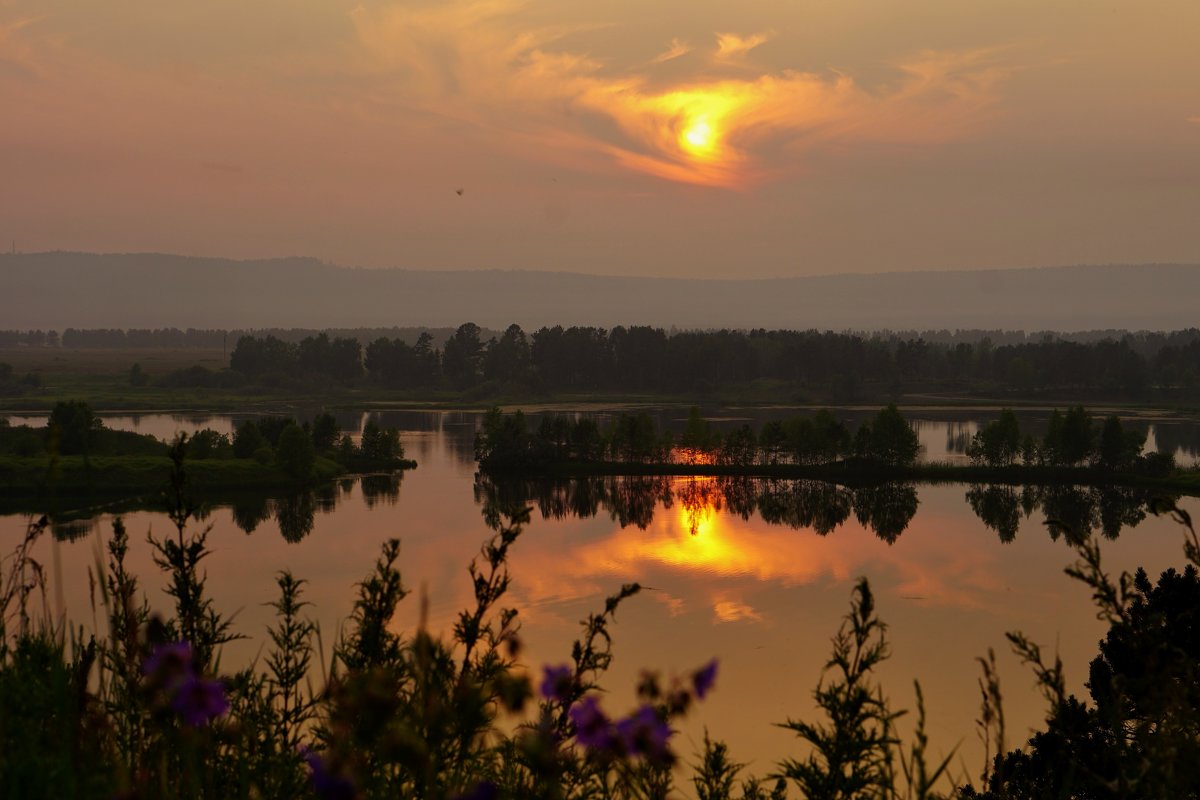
[713,31,771,65]
[713,597,762,623]
[347,1,1015,188]
[649,37,691,66]
[0,14,43,78]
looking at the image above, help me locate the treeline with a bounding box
[218,324,1200,398]
[1,326,463,349]
[475,404,1180,479]
[219,414,409,475]
[880,327,1200,354]
[966,406,1175,474]
[11,325,1200,354]
[0,329,59,347]
[474,405,923,470]
[0,403,411,481]
[9,324,1200,399]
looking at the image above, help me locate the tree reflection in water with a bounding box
[473,475,673,530]
[475,475,915,542]
[361,473,402,509]
[755,479,856,535]
[852,484,920,543]
[677,477,723,536]
[231,495,272,534]
[228,473,407,540]
[965,485,1022,542]
[966,483,1166,544]
[474,474,1172,545]
[274,492,316,543]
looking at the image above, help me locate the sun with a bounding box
[680,117,718,158]
[684,120,713,148]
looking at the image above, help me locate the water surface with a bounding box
[1,409,1196,783]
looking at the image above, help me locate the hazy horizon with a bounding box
[5,251,1198,331]
[13,247,1200,282]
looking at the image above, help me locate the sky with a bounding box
[1,0,1198,278]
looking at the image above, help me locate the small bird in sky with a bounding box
[455,188,464,196]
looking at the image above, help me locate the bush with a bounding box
[275,424,315,481]
[233,421,268,459]
[360,420,404,464]
[187,429,232,460]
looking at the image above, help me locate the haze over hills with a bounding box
[2,252,1197,333]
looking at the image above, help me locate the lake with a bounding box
[2,407,1197,787]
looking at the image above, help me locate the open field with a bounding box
[0,346,228,375]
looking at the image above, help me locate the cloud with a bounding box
[649,37,691,66]
[713,597,762,623]
[345,1,1015,188]
[494,499,1004,622]
[0,14,43,78]
[16,0,1009,191]
[713,31,771,65]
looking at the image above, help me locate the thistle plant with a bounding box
[778,578,903,800]
[148,434,239,668]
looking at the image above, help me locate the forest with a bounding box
[4,325,1200,401]
[194,326,1200,398]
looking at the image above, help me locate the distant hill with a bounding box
[2,252,1197,332]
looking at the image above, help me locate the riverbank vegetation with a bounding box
[472,405,1191,490]
[3,450,1200,798]
[0,402,414,495]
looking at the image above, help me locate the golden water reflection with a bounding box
[2,458,1187,783]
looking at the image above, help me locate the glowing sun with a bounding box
[681,117,718,157]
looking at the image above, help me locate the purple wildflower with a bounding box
[169,674,229,726]
[692,658,718,700]
[453,781,499,800]
[539,664,573,702]
[301,747,357,800]
[615,704,673,763]
[569,695,615,750]
[143,641,193,680]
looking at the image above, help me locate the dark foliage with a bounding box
[149,325,1200,399]
[475,406,925,470]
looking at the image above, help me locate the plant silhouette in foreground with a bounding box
[958,498,1200,799]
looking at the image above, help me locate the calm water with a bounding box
[2,408,1197,785]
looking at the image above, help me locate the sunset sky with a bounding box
[2,0,1197,277]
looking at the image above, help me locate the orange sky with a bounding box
[1,0,1198,277]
